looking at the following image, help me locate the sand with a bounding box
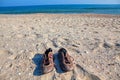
[0,14,120,80]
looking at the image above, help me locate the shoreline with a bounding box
[0,13,120,18]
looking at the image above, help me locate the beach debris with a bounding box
[35,33,43,38]
[103,41,113,48]
[115,43,120,47]
[72,44,79,48]
[18,73,21,75]
[84,50,89,54]
[75,49,81,54]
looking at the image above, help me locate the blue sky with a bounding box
[0,0,120,6]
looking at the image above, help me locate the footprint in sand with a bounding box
[0,50,13,57]
[51,38,59,48]
[115,53,120,61]
[73,64,101,80]
[0,50,13,63]
[0,50,13,71]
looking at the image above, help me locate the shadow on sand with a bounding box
[32,53,43,76]
[32,53,65,76]
[53,53,65,74]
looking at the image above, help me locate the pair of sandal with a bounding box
[42,48,74,74]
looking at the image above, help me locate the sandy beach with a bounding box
[0,14,120,80]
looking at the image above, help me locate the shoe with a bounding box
[58,48,74,72]
[42,48,54,74]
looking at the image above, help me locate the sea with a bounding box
[0,4,120,15]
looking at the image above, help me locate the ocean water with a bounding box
[0,4,120,15]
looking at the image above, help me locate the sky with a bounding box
[0,0,120,7]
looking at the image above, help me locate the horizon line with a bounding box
[0,3,120,7]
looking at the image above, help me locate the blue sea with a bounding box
[0,4,120,15]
